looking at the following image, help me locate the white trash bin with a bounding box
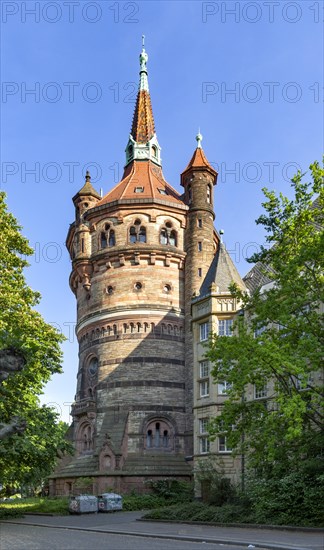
[98,493,123,512]
[69,495,98,514]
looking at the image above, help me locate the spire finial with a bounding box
[219,229,224,244]
[196,130,203,148]
[139,36,149,91]
[85,170,91,182]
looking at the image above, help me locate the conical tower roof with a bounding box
[200,242,246,295]
[72,171,101,203]
[181,132,217,186]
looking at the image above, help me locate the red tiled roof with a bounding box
[181,147,217,176]
[97,160,184,206]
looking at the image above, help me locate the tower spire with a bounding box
[125,38,162,167]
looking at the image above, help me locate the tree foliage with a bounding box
[0,192,72,487]
[206,161,324,473]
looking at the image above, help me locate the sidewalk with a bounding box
[2,511,323,550]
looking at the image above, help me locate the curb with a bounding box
[137,518,324,533]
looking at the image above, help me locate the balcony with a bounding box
[71,398,96,417]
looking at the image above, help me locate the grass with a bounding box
[0,497,70,518]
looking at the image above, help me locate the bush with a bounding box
[247,471,324,526]
[145,479,194,502]
[123,494,169,511]
[143,501,253,523]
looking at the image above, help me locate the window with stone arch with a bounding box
[78,422,93,453]
[145,418,173,451]
[100,223,116,249]
[129,218,146,243]
[159,221,177,247]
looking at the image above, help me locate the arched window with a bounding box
[139,226,146,242]
[129,226,137,243]
[151,145,158,158]
[145,418,173,450]
[79,423,93,452]
[169,230,177,246]
[101,232,107,248]
[87,357,98,378]
[100,224,116,249]
[129,221,147,243]
[109,230,115,246]
[160,224,177,247]
[160,228,168,245]
[146,429,153,448]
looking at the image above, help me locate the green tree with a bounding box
[0,192,71,487]
[206,161,324,474]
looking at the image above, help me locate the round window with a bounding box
[134,282,142,291]
[164,284,171,293]
[106,286,114,295]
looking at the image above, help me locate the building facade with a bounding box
[50,44,246,496]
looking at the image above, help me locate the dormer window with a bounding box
[134,186,144,193]
[158,189,167,195]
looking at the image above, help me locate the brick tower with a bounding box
[181,135,218,452]
[50,43,220,496]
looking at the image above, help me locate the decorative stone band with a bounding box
[77,307,184,334]
[97,380,185,390]
[100,356,185,366]
[96,404,186,414]
[80,333,185,352]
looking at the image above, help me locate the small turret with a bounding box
[181,133,218,212]
[72,171,101,223]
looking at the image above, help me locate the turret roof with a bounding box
[200,242,246,295]
[181,146,217,178]
[72,171,101,202]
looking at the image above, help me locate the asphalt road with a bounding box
[0,523,258,550]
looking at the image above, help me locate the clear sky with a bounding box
[1,0,323,423]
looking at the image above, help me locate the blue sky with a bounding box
[1,0,323,422]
